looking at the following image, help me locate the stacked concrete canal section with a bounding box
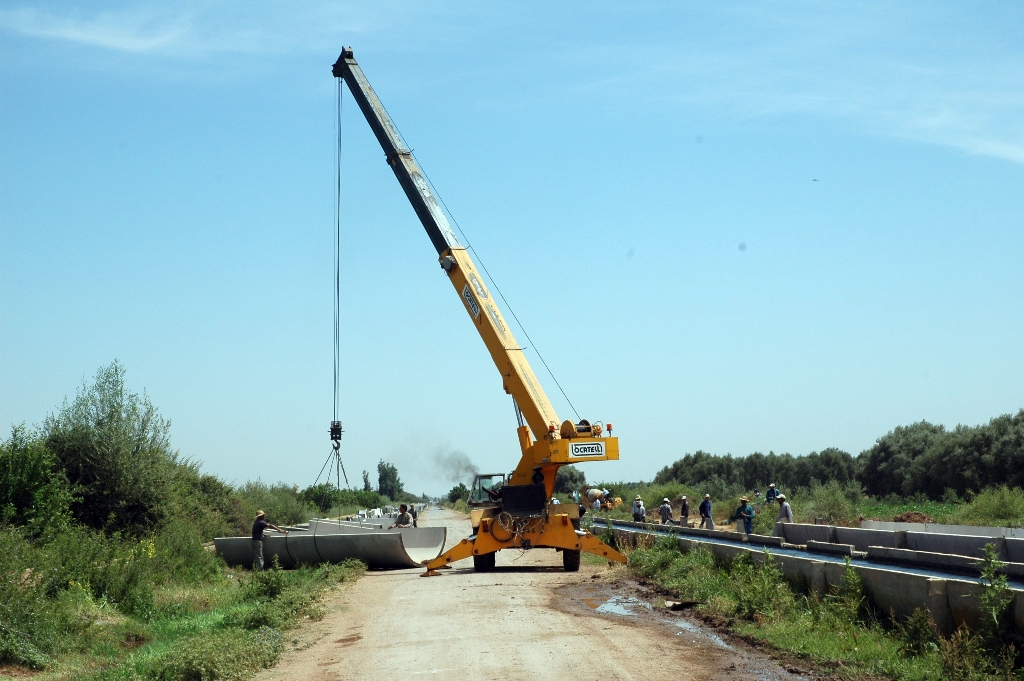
[591,517,1024,637]
[213,518,446,570]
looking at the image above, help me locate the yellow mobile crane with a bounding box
[332,48,626,573]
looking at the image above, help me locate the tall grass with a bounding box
[629,539,945,679]
[630,538,1024,679]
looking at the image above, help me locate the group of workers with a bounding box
[633,482,794,536]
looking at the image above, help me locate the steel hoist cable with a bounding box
[329,77,349,499]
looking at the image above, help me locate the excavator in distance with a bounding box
[331,48,626,573]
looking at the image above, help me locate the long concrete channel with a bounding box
[591,517,1024,636]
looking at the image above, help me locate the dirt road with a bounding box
[258,508,808,681]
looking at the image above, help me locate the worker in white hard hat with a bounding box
[632,497,647,523]
[765,483,780,504]
[777,494,793,523]
[680,495,690,525]
[658,498,674,525]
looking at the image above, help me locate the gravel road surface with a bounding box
[256,507,808,681]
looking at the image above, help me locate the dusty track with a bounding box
[257,508,806,681]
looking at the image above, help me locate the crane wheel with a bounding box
[473,552,496,572]
[562,549,581,572]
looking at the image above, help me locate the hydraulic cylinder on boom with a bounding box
[332,47,626,573]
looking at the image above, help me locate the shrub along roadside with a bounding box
[1,501,365,676]
[627,537,1022,680]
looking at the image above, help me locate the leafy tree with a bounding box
[361,470,371,492]
[447,482,469,503]
[0,425,72,535]
[300,483,341,514]
[858,411,1024,499]
[377,460,403,500]
[554,465,586,493]
[43,361,174,536]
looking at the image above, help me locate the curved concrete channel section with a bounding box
[213,523,446,570]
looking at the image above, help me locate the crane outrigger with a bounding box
[332,48,626,573]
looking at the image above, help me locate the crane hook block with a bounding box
[330,420,343,442]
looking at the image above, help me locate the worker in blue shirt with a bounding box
[698,494,714,530]
[736,497,756,535]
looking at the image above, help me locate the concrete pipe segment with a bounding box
[213,522,446,570]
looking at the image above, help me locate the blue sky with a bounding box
[2,2,1022,496]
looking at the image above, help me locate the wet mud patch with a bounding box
[553,578,820,681]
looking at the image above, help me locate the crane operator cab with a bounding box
[468,474,506,507]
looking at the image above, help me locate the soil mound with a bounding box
[892,511,934,524]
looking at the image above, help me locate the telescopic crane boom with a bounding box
[332,48,625,572]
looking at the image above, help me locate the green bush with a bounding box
[235,481,307,527]
[241,559,286,601]
[148,627,283,681]
[799,480,863,526]
[43,361,174,536]
[730,552,794,620]
[894,608,938,656]
[0,528,91,667]
[953,487,1024,528]
[0,426,73,535]
[447,482,469,504]
[167,461,250,540]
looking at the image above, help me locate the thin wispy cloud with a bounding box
[3,2,1022,164]
[554,4,1024,165]
[0,7,188,54]
[0,3,386,57]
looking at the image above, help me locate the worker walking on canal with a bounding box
[777,494,793,523]
[632,497,647,523]
[658,498,674,525]
[699,494,714,530]
[680,495,690,526]
[251,510,287,571]
[736,497,756,535]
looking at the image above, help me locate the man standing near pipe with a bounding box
[252,510,287,571]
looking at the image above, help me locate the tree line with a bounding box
[653,410,1024,500]
[0,361,417,541]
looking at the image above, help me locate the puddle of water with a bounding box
[674,619,732,649]
[593,595,650,616]
[588,595,732,650]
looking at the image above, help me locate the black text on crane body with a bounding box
[569,442,605,458]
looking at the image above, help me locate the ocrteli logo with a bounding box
[569,442,605,458]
